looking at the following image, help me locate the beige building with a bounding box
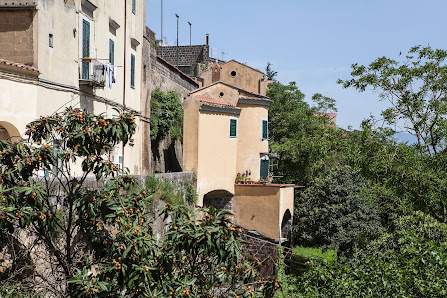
[183,61,294,242]
[0,0,146,174]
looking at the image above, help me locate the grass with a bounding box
[290,246,337,275]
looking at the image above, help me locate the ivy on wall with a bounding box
[150,88,183,141]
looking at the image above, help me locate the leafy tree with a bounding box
[311,93,337,114]
[267,80,341,185]
[338,45,447,156]
[294,166,381,256]
[150,89,183,141]
[265,62,278,81]
[292,212,447,297]
[0,108,268,297]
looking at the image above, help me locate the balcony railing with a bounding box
[79,58,106,88]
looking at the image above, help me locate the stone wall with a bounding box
[0,10,34,65]
[157,44,209,77]
[142,26,199,173]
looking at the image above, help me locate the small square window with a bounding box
[49,34,53,48]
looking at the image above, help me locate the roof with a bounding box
[194,93,237,109]
[0,58,39,74]
[189,80,270,99]
[223,59,265,75]
[156,55,199,87]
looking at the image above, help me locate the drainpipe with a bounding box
[259,74,266,95]
[122,0,127,169]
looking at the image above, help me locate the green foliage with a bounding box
[293,167,382,256]
[292,246,337,264]
[150,89,183,141]
[0,107,271,296]
[293,212,447,297]
[311,93,337,113]
[144,175,184,205]
[265,62,278,81]
[69,205,269,297]
[267,81,339,185]
[338,45,447,156]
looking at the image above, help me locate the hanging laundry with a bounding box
[108,63,113,89]
[112,65,117,83]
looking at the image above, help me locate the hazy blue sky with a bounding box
[146,0,447,129]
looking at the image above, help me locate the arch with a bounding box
[203,189,234,212]
[280,209,292,245]
[0,121,21,143]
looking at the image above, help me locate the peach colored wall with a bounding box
[196,111,238,205]
[182,98,200,174]
[233,185,294,241]
[236,103,269,181]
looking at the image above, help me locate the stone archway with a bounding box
[203,189,234,212]
[0,122,21,143]
[280,209,292,245]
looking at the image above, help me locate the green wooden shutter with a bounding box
[109,39,115,65]
[229,118,237,137]
[132,0,136,14]
[82,19,90,79]
[130,54,135,88]
[262,120,268,140]
[260,159,269,180]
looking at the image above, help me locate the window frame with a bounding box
[130,52,136,89]
[132,0,136,14]
[81,16,91,80]
[261,119,268,141]
[229,117,238,139]
[109,38,115,65]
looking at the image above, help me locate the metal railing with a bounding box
[79,58,106,88]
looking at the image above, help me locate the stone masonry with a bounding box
[0,10,34,66]
[157,44,209,78]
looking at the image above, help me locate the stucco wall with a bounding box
[201,60,267,95]
[196,111,238,205]
[233,184,294,241]
[236,104,269,181]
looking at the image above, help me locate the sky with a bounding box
[146,0,447,129]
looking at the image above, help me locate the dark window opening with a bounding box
[49,34,54,48]
[219,92,224,97]
[230,70,236,77]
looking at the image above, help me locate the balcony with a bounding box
[79,58,106,88]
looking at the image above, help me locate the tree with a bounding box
[0,108,269,297]
[150,89,183,141]
[311,93,337,114]
[292,212,447,297]
[293,166,381,256]
[267,80,341,185]
[338,45,447,156]
[265,62,278,81]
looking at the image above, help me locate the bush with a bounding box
[293,166,381,256]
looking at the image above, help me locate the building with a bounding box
[182,61,294,243]
[156,35,210,79]
[0,0,146,174]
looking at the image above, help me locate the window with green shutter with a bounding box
[130,53,135,88]
[262,119,268,140]
[82,19,90,80]
[260,159,269,180]
[132,0,136,14]
[229,118,237,138]
[109,39,115,65]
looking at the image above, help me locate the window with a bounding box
[130,53,135,88]
[219,92,224,97]
[132,0,136,14]
[262,119,268,140]
[82,19,90,79]
[230,70,237,77]
[260,158,269,180]
[109,39,115,65]
[229,118,237,138]
[49,34,53,48]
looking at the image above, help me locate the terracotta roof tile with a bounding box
[195,93,236,108]
[0,58,39,74]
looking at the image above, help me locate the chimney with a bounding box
[211,63,221,83]
[206,34,209,46]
